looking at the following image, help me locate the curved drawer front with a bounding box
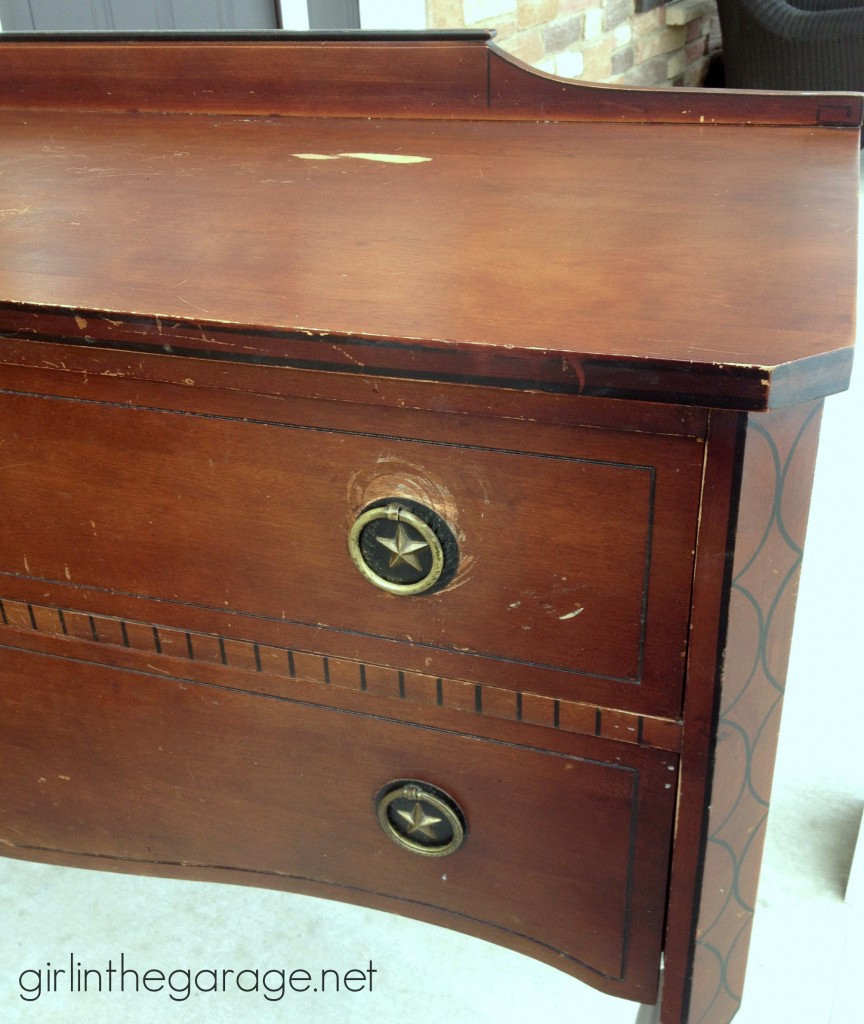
[0,644,676,999]
[0,390,702,714]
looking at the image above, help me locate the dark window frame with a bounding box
[306,0,360,30]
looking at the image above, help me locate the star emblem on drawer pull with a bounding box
[376,522,429,572]
[375,780,466,857]
[348,499,456,596]
[394,801,444,840]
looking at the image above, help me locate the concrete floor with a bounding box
[1,164,862,1024]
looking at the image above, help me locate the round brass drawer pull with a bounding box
[375,780,467,857]
[348,499,456,596]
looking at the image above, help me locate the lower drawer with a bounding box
[0,642,676,1001]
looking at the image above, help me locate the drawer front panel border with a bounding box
[1,387,682,694]
[0,642,677,996]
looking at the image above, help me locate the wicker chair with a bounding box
[716,0,864,92]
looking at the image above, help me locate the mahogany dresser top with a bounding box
[0,31,860,409]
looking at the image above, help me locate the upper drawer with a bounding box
[0,386,703,716]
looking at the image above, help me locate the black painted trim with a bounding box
[0,30,494,43]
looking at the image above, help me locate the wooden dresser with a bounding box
[0,32,859,1023]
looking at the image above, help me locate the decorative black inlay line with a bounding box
[0,596,682,752]
[0,633,643,984]
[3,831,631,983]
[0,386,657,689]
[693,406,821,1022]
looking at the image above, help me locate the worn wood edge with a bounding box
[0,32,859,130]
[0,336,711,439]
[660,410,748,1024]
[0,302,854,410]
[764,347,855,409]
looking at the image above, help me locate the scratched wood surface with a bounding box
[0,363,703,716]
[0,635,677,1003]
[0,36,860,408]
[0,35,859,1024]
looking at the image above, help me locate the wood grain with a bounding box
[0,595,684,752]
[0,54,859,408]
[662,404,823,1024]
[0,372,703,715]
[0,639,677,1002]
[0,33,859,128]
[0,35,857,1024]
[687,403,823,1023]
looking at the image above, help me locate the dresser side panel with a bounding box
[665,402,823,1024]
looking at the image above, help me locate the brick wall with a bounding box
[427,0,721,87]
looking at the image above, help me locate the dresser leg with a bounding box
[634,967,663,1024]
